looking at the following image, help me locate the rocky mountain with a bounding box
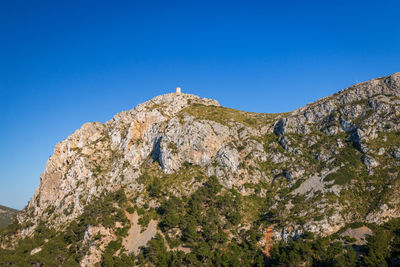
[1,73,400,266]
[0,205,18,230]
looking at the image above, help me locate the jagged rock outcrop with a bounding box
[274,72,400,136]
[18,93,223,236]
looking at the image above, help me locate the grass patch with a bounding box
[179,103,280,128]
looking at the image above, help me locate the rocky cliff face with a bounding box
[18,93,222,234]
[2,73,400,265]
[274,73,400,136]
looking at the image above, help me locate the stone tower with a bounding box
[176,87,181,94]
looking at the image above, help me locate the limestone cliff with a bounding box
[2,73,400,266]
[18,93,222,235]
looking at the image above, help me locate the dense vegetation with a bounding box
[269,219,400,266]
[136,176,266,266]
[0,189,132,266]
[135,175,400,266]
[2,176,400,266]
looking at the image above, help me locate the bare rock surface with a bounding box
[123,211,158,255]
[341,226,373,245]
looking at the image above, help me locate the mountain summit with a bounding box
[1,73,400,266]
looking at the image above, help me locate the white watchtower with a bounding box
[176,87,181,94]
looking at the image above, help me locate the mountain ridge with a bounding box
[1,73,400,266]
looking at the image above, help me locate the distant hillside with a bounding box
[0,205,18,229]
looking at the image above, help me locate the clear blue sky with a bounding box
[1,0,399,209]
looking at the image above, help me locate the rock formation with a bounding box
[2,73,400,266]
